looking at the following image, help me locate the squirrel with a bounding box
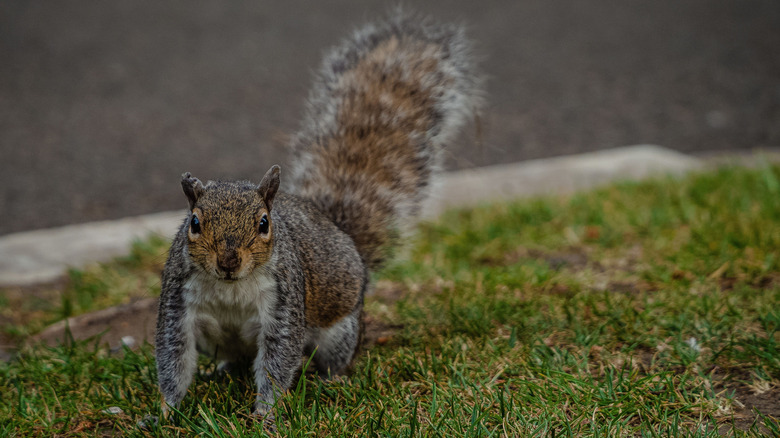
[155,12,482,422]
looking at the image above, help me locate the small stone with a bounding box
[121,336,136,348]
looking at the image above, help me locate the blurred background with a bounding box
[1,0,778,235]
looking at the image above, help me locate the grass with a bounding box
[1,164,779,436]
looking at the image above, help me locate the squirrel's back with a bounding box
[289,13,482,270]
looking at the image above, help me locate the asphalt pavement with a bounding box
[1,0,779,235]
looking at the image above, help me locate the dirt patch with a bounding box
[605,280,656,295]
[695,368,780,433]
[717,377,780,433]
[503,246,590,270]
[362,314,403,349]
[29,297,158,352]
[371,279,408,303]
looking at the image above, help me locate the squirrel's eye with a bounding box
[259,214,269,235]
[190,215,201,234]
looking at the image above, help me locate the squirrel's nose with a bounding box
[217,250,241,274]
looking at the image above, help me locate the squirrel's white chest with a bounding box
[183,270,278,359]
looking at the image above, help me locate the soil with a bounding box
[30,297,158,352]
[716,373,780,434]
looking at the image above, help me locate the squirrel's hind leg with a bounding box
[307,305,363,378]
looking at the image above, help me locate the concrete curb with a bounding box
[0,211,185,286]
[424,144,700,218]
[0,145,702,286]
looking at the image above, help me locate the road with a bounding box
[1,0,778,234]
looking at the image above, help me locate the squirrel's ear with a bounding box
[257,165,281,211]
[181,172,205,210]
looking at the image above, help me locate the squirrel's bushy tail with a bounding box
[289,12,482,270]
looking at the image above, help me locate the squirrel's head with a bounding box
[180,165,281,282]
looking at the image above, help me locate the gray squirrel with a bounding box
[155,12,482,423]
